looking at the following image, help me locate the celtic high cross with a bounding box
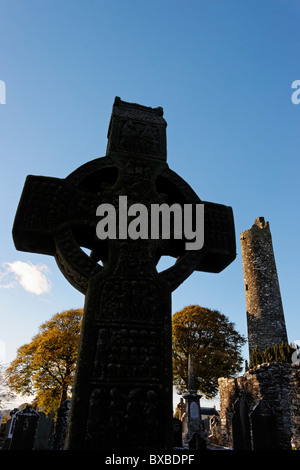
[13,97,236,450]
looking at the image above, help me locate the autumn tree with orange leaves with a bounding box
[172,305,246,398]
[6,309,83,414]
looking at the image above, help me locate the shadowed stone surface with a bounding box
[240,217,288,356]
[13,97,236,450]
[9,405,39,450]
[182,356,206,449]
[218,363,300,450]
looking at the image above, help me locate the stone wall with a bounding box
[217,363,300,450]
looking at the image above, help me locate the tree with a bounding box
[0,363,16,409]
[172,305,246,398]
[248,342,295,369]
[6,309,83,414]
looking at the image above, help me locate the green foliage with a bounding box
[172,305,246,399]
[248,342,295,369]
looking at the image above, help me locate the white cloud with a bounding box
[0,261,51,295]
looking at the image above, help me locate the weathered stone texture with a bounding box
[218,363,300,450]
[240,217,288,355]
[13,97,236,451]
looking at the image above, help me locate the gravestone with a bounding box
[250,401,279,450]
[9,405,39,450]
[12,97,236,450]
[33,411,54,450]
[2,420,11,450]
[232,397,251,450]
[52,399,71,450]
[2,419,12,450]
[2,408,19,449]
[182,356,206,449]
[172,418,182,447]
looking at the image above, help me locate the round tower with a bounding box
[240,217,288,357]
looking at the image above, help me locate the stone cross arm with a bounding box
[12,171,236,296]
[12,173,101,293]
[13,175,63,256]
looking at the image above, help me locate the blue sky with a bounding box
[0,0,299,407]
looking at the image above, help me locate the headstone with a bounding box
[51,399,70,450]
[182,356,206,449]
[2,409,18,449]
[232,397,251,450]
[172,418,182,447]
[2,419,12,450]
[9,405,39,450]
[13,97,236,450]
[2,419,12,449]
[250,400,279,450]
[33,411,54,450]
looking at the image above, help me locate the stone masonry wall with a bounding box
[218,363,300,450]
